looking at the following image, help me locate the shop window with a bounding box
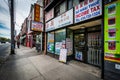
[55,5,60,17]
[55,29,66,55]
[60,1,67,14]
[55,1,67,17]
[68,0,73,10]
[47,32,54,53]
[73,0,84,7]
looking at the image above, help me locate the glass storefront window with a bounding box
[55,29,66,55]
[47,32,54,53]
[66,28,73,55]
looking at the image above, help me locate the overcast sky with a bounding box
[0,0,37,39]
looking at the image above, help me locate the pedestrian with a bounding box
[17,41,20,48]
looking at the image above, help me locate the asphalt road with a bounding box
[0,43,10,63]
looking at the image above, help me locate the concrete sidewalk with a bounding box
[0,44,10,64]
[0,46,102,80]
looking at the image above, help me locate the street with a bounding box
[0,43,10,63]
[0,46,102,80]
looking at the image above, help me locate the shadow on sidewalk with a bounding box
[7,45,43,61]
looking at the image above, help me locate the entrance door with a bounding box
[74,34,85,61]
[87,32,101,66]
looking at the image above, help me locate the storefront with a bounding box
[72,24,102,67]
[30,21,43,50]
[45,0,103,67]
[45,8,73,58]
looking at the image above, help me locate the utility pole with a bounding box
[10,0,15,54]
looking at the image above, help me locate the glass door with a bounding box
[74,34,85,61]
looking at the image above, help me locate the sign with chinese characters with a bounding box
[104,1,120,63]
[45,8,54,22]
[54,8,73,29]
[31,21,43,31]
[45,19,55,31]
[34,3,40,22]
[75,0,102,23]
[45,8,73,32]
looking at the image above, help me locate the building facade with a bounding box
[44,0,102,66]
[20,0,44,52]
[44,0,120,80]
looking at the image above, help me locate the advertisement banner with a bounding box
[45,8,73,32]
[31,21,43,31]
[104,1,120,63]
[75,0,102,23]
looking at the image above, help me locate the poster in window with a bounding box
[66,38,72,55]
[47,32,54,53]
[55,42,62,55]
[75,51,83,61]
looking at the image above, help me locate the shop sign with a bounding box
[54,8,73,29]
[45,9,73,32]
[45,8,54,22]
[31,21,43,32]
[45,19,55,31]
[104,1,120,63]
[34,3,40,22]
[74,0,102,23]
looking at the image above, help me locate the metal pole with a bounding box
[101,0,104,79]
[10,0,15,54]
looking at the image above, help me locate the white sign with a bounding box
[45,8,54,22]
[55,8,73,29]
[59,49,67,63]
[45,8,73,32]
[75,0,102,23]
